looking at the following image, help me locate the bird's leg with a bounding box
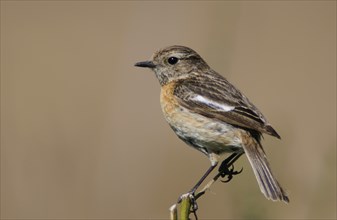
[177,163,217,212]
[189,163,218,194]
[177,164,217,202]
[194,152,244,201]
[218,152,244,183]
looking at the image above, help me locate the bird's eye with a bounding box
[167,57,179,65]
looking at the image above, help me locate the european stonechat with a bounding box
[135,45,289,203]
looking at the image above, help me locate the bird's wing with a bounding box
[173,73,280,139]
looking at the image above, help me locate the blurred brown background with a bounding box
[1,1,336,219]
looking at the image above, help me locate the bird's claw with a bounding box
[176,192,199,219]
[189,194,198,213]
[219,164,243,183]
[177,192,198,209]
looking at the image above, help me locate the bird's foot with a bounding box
[177,192,199,219]
[218,158,243,183]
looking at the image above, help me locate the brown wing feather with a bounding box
[173,72,281,139]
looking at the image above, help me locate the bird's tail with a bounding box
[242,138,289,203]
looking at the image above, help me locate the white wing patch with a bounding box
[192,95,235,112]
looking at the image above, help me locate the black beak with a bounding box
[134,61,156,68]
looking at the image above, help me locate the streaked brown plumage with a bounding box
[135,45,289,203]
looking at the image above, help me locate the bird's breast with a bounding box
[160,82,242,154]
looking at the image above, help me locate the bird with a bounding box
[135,45,289,203]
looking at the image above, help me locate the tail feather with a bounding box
[242,139,289,203]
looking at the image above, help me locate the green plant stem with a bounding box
[180,193,192,220]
